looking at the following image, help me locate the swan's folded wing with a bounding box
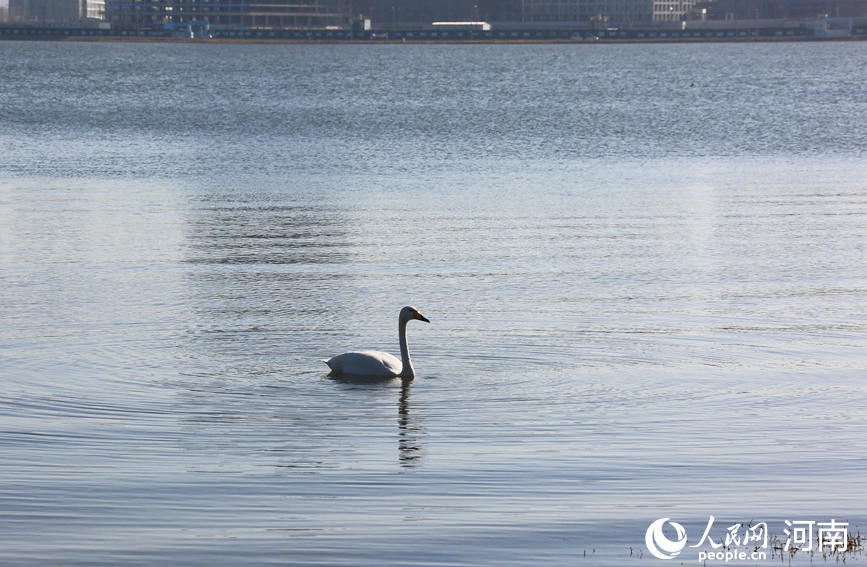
[325,350,402,377]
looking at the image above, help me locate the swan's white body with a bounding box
[325,306,429,379]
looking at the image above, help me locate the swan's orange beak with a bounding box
[414,311,430,323]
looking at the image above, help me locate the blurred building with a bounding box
[519,0,653,23]
[367,0,479,25]
[84,0,104,18]
[652,0,695,21]
[7,0,104,22]
[362,0,867,24]
[107,0,349,29]
[368,0,657,24]
[478,0,522,21]
[689,0,867,19]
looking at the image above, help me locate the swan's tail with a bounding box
[322,358,338,376]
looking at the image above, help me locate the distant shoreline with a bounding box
[1,34,864,45]
[3,21,866,44]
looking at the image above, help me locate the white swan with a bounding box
[325,306,430,379]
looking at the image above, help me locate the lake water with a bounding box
[1,40,866,566]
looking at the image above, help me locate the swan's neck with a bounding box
[398,317,414,379]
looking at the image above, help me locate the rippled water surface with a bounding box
[1,41,866,566]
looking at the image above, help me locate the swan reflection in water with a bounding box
[397,379,422,467]
[329,375,423,468]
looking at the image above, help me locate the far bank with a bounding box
[2,20,866,43]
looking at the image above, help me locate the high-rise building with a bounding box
[689,0,867,19]
[367,0,656,25]
[367,0,479,25]
[107,0,349,29]
[85,0,106,19]
[519,0,654,23]
[8,0,104,23]
[652,0,694,21]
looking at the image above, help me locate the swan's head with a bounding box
[400,306,430,323]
